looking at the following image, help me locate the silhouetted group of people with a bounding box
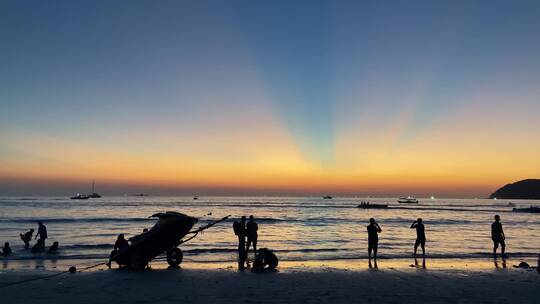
[365,215,508,268]
[1,221,59,256]
[3,213,534,274]
[233,215,277,271]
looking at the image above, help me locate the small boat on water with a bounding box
[398,197,419,204]
[357,202,388,209]
[512,206,540,213]
[323,196,333,199]
[70,193,90,200]
[193,196,199,200]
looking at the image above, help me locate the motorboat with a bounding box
[398,197,419,204]
[512,206,540,213]
[357,203,388,209]
[323,196,333,199]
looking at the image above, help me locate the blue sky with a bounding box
[1,1,539,196]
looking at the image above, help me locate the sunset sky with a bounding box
[1,1,539,197]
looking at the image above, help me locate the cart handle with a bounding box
[179,215,231,244]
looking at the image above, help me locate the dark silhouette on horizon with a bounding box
[367,218,382,264]
[411,218,426,257]
[233,216,248,270]
[491,215,506,258]
[489,179,540,199]
[246,215,258,257]
[358,201,388,209]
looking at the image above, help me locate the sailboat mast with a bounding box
[92,180,95,193]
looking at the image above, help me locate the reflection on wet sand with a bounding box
[1,257,537,273]
[494,257,507,269]
[414,257,426,269]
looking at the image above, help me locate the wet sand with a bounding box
[1,259,539,304]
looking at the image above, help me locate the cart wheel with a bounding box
[167,248,183,267]
[129,253,146,270]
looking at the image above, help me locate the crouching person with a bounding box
[107,234,129,268]
[1,242,12,256]
[49,241,59,253]
[252,248,278,272]
[20,229,34,249]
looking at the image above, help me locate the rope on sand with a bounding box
[0,261,107,289]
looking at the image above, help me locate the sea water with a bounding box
[0,196,539,266]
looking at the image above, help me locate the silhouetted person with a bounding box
[246,215,258,256]
[35,221,47,250]
[49,241,59,253]
[1,242,12,256]
[537,253,540,274]
[252,248,278,272]
[31,239,45,253]
[142,228,149,233]
[233,216,247,270]
[491,215,505,257]
[410,218,425,257]
[20,229,34,249]
[367,218,382,263]
[107,234,130,268]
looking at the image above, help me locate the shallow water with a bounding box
[0,196,539,265]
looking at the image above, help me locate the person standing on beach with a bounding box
[491,215,505,257]
[367,218,382,264]
[246,215,258,257]
[410,218,425,257]
[35,221,47,251]
[233,216,247,270]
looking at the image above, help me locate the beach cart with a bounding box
[110,211,229,269]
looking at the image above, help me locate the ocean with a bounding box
[0,196,539,267]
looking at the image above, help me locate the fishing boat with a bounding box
[398,197,419,204]
[512,206,540,213]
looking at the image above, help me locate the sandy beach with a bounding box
[2,260,539,304]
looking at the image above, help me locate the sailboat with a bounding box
[88,180,102,198]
